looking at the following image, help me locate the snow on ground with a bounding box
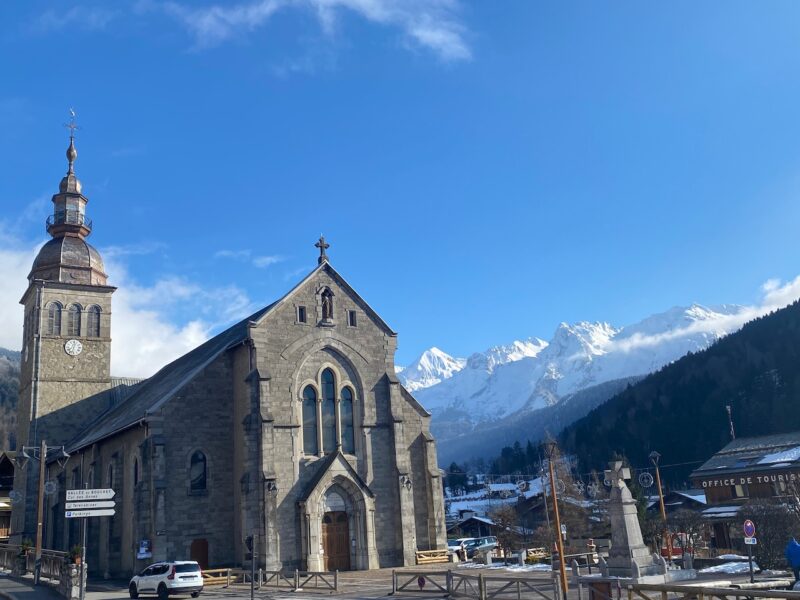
[456,563,552,573]
[717,554,747,560]
[699,561,759,574]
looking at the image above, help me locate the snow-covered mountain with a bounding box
[397,347,466,392]
[402,303,748,446]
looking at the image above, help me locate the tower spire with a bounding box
[64,108,79,175]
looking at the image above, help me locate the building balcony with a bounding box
[46,211,92,235]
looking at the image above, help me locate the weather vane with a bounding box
[64,108,79,138]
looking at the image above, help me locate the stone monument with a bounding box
[604,461,664,578]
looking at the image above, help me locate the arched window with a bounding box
[87,306,101,338]
[47,302,62,336]
[302,386,319,455]
[341,387,355,454]
[321,369,336,453]
[67,304,81,337]
[190,451,207,492]
[321,289,334,320]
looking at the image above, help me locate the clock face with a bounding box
[64,339,83,356]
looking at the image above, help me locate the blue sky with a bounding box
[3,1,800,375]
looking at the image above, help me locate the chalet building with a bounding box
[690,431,800,549]
[644,490,706,516]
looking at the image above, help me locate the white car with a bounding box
[129,561,203,599]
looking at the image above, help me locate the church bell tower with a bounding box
[16,119,116,453]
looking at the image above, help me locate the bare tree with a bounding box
[490,504,522,559]
[667,509,704,559]
[743,499,800,570]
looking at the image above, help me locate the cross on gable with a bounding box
[604,461,631,487]
[315,235,330,264]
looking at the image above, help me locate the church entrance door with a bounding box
[190,539,209,570]
[321,512,350,571]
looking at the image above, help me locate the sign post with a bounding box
[65,488,116,600]
[743,520,756,583]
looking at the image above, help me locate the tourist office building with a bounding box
[10,134,447,576]
[690,431,800,549]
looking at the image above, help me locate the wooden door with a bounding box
[190,538,209,569]
[322,512,350,571]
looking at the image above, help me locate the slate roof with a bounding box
[690,431,800,479]
[67,304,272,452]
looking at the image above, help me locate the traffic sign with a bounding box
[66,501,115,510]
[743,519,756,538]
[65,509,115,519]
[744,537,757,545]
[67,488,115,501]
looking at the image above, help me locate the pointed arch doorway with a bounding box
[322,512,350,571]
[321,488,350,571]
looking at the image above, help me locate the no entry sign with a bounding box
[743,520,756,538]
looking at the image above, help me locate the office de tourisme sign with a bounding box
[700,472,800,488]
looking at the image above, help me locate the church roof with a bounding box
[67,304,272,452]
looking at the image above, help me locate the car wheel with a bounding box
[129,583,139,599]
[158,583,169,600]
[191,593,200,598]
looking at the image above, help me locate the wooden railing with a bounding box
[416,549,451,564]
[392,570,558,600]
[627,582,799,600]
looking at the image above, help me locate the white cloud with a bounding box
[0,228,257,379]
[215,249,284,268]
[252,254,284,268]
[607,276,800,355]
[33,6,120,33]
[153,0,471,61]
[106,258,257,377]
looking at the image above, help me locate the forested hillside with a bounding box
[560,300,800,484]
[0,348,19,450]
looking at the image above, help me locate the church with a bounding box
[11,132,446,576]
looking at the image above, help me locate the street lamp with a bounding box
[542,442,568,599]
[11,439,70,585]
[649,451,671,562]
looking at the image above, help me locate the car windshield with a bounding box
[175,564,201,573]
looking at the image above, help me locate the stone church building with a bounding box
[11,134,446,576]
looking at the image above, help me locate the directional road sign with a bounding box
[743,519,756,538]
[66,501,115,510]
[67,488,115,501]
[65,509,115,519]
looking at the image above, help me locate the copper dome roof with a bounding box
[30,236,108,286]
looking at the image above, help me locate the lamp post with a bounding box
[543,442,568,599]
[649,451,671,563]
[12,440,70,585]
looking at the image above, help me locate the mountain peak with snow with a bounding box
[397,347,466,392]
[410,303,753,439]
